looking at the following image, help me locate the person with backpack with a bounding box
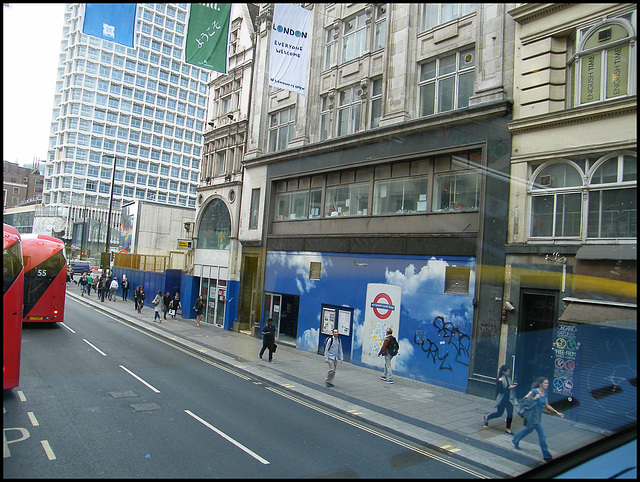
[378,327,398,384]
[324,328,343,387]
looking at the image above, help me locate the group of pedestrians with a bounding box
[77,271,121,303]
[483,365,565,461]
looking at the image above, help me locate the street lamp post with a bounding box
[102,155,117,273]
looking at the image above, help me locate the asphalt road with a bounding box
[4,296,493,478]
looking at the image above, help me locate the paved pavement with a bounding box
[66,285,609,477]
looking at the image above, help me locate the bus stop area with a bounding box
[66,285,612,477]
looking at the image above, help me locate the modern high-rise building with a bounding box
[42,3,209,261]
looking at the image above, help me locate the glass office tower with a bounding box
[43,3,208,253]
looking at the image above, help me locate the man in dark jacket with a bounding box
[259,318,276,363]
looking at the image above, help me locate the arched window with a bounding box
[197,198,231,249]
[530,162,583,238]
[569,12,636,107]
[587,153,636,238]
[528,153,637,240]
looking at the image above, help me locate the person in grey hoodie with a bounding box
[324,328,343,388]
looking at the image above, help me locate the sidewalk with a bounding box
[67,286,608,477]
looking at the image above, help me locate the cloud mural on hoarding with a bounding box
[267,251,333,295]
[385,257,475,333]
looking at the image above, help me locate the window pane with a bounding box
[555,193,582,237]
[534,163,582,189]
[458,71,474,108]
[309,189,322,218]
[421,61,436,81]
[591,159,618,184]
[580,53,601,103]
[438,76,455,112]
[439,54,456,75]
[588,188,637,238]
[622,155,636,182]
[374,178,428,215]
[531,195,554,237]
[420,83,435,116]
[606,45,628,99]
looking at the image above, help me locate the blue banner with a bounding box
[83,4,136,48]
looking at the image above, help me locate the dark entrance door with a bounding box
[514,289,558,399]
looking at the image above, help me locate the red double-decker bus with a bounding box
[21,234,67,323]
[3,224,24,389]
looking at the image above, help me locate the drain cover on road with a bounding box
[109,390,139,398]
[131,402,161,412]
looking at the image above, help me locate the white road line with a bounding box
[184,410,269,465]
[82,339,107,356]
[60,322,76,333]
[41,440,56,460]
[27,412,39,427]
[265,387,488,479]
[119,365,161,393]
[17,391,26,402]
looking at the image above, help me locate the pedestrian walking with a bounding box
[99,275,107,302]
[137,286,145,313]
[79,273,87,296]
[152,290,163,322]
[86,273,93,296]
[259,318,276,362]
[324,328,343,387]
[377,327,395,384]
[122,275,130,301]
[109,277,118,301]
[163,292,171,320]
[193,295,205,327]
[169,292,181,318]
[92,274,99,296]
[512,377,564,461]
[484,365,518,434]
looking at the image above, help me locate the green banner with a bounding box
[185,3,232,73]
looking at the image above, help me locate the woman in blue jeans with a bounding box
[512,377,564,461]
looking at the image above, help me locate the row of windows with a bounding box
[274,153,482,221]
[59,104,202,137]
[60,88,206,120]
[50,162,199,182]
[47,190,195,208]
[323,4,475,70]
[47,175,197,194]
[68,73,207,106]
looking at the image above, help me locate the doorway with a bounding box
[514,289,558,399]
[263,292,299,345]
[200,277,227,328]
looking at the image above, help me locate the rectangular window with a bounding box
[421,3,476,31]
[321,96,331,140]
[337,85,362,136]
[324,27,337,70]
[370,78,383,128]
[420,48,475,116]
[373,177,429,215]
[325,184,369,217]
[342,12,367,63]
[268,107,296,153]
[433,171,480,212]
[274,191,309,221]
[373,5,387,50]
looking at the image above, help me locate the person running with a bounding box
[512,377,564,461]
[484,365,518,434]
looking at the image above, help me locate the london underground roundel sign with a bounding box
[371,292,395,320]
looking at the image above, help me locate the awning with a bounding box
[559,303,636,330]
[575,245,637,260]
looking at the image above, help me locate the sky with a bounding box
[3,3,66,166]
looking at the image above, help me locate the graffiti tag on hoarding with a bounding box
[414,316,470,370]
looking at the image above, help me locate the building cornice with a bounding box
[508,97,637,135]
[507,3,572,24]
